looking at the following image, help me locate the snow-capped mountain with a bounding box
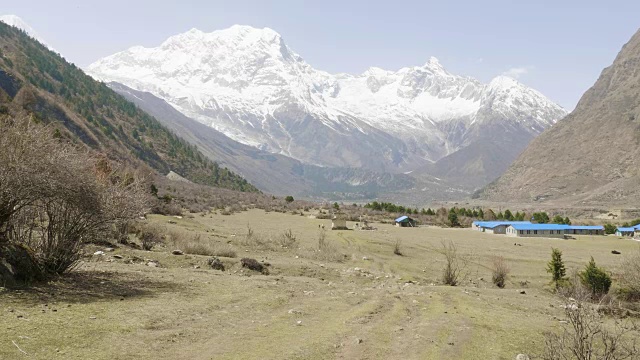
[87,25,567,184]
[0,15,54,51]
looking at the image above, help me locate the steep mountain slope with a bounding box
[87,25,567,186]
[0,15,53,51]
[109,82,421,198]
[481,28,640,205]
[0,20,257,192]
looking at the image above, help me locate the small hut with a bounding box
[395,216,417,227]
[332,214,348,230]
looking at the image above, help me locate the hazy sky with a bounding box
[3,0,640,109]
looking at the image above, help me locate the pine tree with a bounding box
[580,257,612,298]
[546,248,566,289]
[504,209,513,220]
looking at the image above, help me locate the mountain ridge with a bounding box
[480,28,640,206]
[86,24,567,188]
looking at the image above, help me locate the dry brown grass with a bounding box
[166,230,237,258]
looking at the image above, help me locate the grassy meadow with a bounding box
[1,209,639,359]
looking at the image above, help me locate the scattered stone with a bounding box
[89,316,97,320]
[112,255,123,260]
[296,320,303,326]
[172,250,184,255]
[207,257,225,271]
[612,250,621,255]
[193,265,200,269]
[520,290,526,295]
[356,338,363,344]
[104,248,115,252]
[516,354,530,360]
[288,309,303,315]
[362,256,369,261]
[93,251,105,256]
[448,342,454,346]
[168,221,177,224]
[146,261,159,268]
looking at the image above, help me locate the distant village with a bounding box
[471,220,638,239]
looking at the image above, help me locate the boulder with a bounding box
[0,243,44,288]
[172,250,184,255]
[241,258,268,274]
[207,257,225,271]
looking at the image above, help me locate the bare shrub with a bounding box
[277,229,298,249]
[298,228,343,262]
[619,247,640,301]
[440,240,466,286]
[318,227,327,250]
[542,295,639,360]
[138,225,163,251]
[393,239,403,256]
[491,256,510,288]
[0,116,148,279]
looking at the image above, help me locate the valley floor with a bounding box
[1,209,638,359]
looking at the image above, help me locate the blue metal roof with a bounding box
[617,227,636,232]
[475,221,531,229]
[634,225,640,230]
[509,223,570,231]
[395,216,410,222]
[567,226,604,230]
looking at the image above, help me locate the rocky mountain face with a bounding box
[110,82,430,199]
[481,28,640,206]
[87,25,567,188]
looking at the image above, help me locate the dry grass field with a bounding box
[2,209,639,359]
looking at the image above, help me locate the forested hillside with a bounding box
[0,22,257,192]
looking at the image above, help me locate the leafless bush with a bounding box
[394,239,403,256]
[138,224,163,251]
[542,295,639,360]
[318,228,327,250]
[277,229,298,249]
[296,228,343,262]
[0,116,148,279]
[491,256,510,288]
[619,247,640,301]
[440,240,466,286]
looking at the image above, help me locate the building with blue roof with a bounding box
[395,215,417,227]
[506,223,570,238]
[565,225,605,235]
[471,221,532,234]
[616,227,636,237]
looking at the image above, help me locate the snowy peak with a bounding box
[87,24,567,175]
[0,15,54,51]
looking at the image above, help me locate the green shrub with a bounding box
[604,223,617,235]
[546,248,566,289]
[579,257,611,298]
